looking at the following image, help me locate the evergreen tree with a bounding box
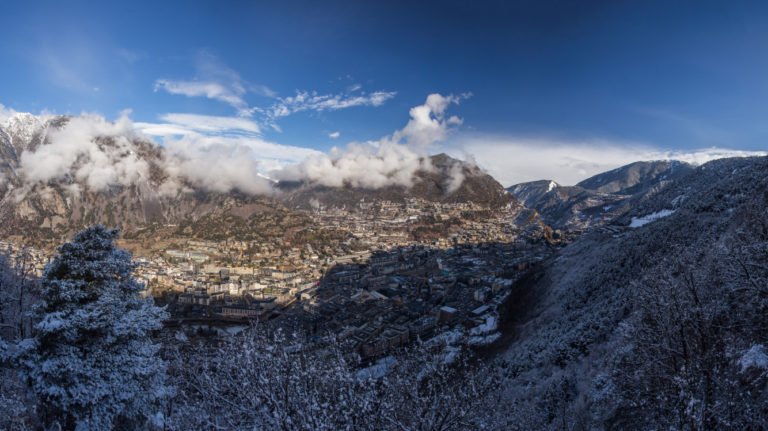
[17,226,169,430]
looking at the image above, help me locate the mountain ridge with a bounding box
[507,160,696,230]
[0,113,525,247]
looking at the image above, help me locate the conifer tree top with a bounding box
[18,225,170,430]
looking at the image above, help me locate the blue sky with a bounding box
[1,0,767,185]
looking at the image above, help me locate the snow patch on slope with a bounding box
[629,209,675,228]
[547,180,557,193]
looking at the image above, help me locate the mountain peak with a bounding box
[278,152,513,210]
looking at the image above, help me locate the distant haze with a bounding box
[449,136,767,187]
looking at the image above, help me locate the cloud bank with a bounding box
[9,110,318,197]
[451,135,768,186]
[274,93,465,189]
[20,112,150,192]
[156,133,320,196]
[0,104,16,123]
[7,101,766,201]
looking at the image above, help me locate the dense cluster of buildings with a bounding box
[1,197,557,357]
[288,241,550,359]
[0,241,50,277]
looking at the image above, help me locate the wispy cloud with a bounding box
[154,51,273,117]
[154,80,248,112]
[116,48,141,64]
[328,131,340,138]
[448,134,768,186]
[267,90,397,118]
[155,52,395,128]
[35,49,100,93]
[135,113,261,137]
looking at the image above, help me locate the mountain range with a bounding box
[3,111,768,428]
[1,111,759,249]
[0,113,522,247]
[507,160,695,230]
[497,154,768,427]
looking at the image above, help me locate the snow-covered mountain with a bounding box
[575,160,694,194]
[507,160,696,230]
[497,155,768,427]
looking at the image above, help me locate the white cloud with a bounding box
[154,79,248,113]
[20,112,149,192]
[276,142,430,189]
[159,134,320,195]
[392,93,465,151]
[0,104,16,123]
[273,93,465,189]
[154,52,393,129]
[136,113,261,136]
[133,122,197,137]
[328,131,340,139]
[449,134,768,187]
[154,52,274,117]
[267,90,397,121]
[7,108,322,197]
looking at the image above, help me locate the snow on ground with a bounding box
[441,345,462,364]
[357,356,397,380]
[629,209,675,228]
[738,345,768,373]
[470,315,498,336]
[428,329,463,346]
[468,333,501,346]
[670,194,686,206]
[547,180,557,192]
[468,314,500,346]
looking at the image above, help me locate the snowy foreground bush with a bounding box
[165,328,500,431]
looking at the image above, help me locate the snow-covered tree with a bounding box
[614,248,768,429]
[16,226,170,430]
[0,247,38,341]
[166,326,498,430]
[0,248,41,431]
